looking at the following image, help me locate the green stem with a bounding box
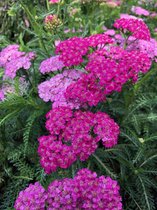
[57,2,61,16]
[92,154,117,179]
[87,160,91,169]
[46,0,50,11]
[20,1,49,55]
[72,165,75,178]
[13,175,33,180]
[134,67,156,94]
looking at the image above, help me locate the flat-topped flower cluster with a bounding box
[38,107,120,173]
[38,17,154,108]
[8,16,156,210]
[14,169,122,210]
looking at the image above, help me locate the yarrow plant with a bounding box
[14,169,122,210]
[38,17,152,108]
[2,13,156,210]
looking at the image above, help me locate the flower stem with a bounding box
[92,153,117,179]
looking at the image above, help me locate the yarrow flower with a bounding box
[14,169,122,210]
[38,70,83,108]
[38,107,119,173]
[65,73,106,107]
[56,37,89,66]
[0,45,36,79]
[47,168,122,209]
[64,46,151,106]
[85,34,113,47]
[14,182,47,210]
[39,55,65,74]
[114,18,151,40]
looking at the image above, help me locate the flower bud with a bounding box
[44,15,62,32]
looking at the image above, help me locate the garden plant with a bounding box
[1,0,157,209]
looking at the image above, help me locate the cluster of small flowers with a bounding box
[38,70,83,108]
[114,18,151,40]
[0,44,35,79]
[126,37,157,62]
[14,182,47,210]
[102,17,157,63]
[38,107,119,173]
[56,37,89,66]
[14,169,122,210]
[131,6,150,16]
[47,168,122,210]
[44,18,150,107]
[85,34,113,47]
[44,15,62,32]
[65,73,106,107]
[39,55,65,74]
[64,46,151,106]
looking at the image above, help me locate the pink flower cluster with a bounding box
[47,169,122,210]
[38,70,83,108]
[131,6,150,16]
[126,37,157,62]
[38,18,152,107]
[14,169,122,210]
[85,34,113,48]
[0,45,35,79]
[114,18,151,40]
[38,107,119,173]
[55,34,113,67]
[14,182,47,210]
[65,73,106,107]
[56,37,89,66]
[39,55,64,74]
[64,47,151,106]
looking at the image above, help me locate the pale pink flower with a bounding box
[49,0,59,3]
[131,6,150,16]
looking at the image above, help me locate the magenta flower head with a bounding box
[56,37,89,67]
[47,168,123,209]
[14,182,47,210]
[38,107,119,173]
[114,18,151,40]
